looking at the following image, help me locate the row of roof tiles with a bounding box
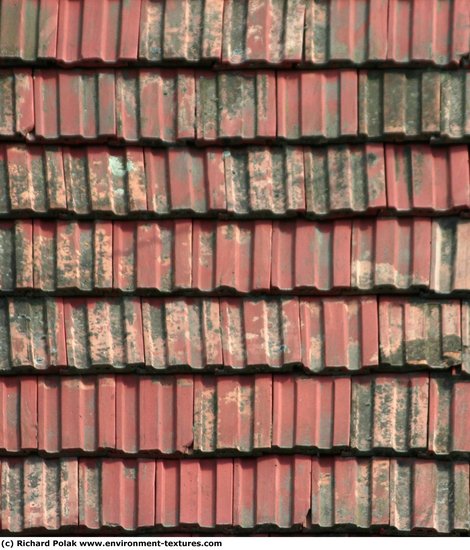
[0,372,469,456]
[1,69,469,142]
[1,455,470,533]
[0,296,466,373]
[0,217,468,294]
[0,144,468,218]
[0,0,468,67]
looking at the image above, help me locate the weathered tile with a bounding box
[379,298,462,368]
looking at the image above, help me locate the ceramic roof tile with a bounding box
[389,458,470,532]
[0,144,468,218]
[310,457,390,529]
[440,70,470,140]
[56,0,140,64]
[463,301,470,374]
[431,217,470,293]
[0,0,468,67]
[4,217,462,294]
[0,0,59,62]
[0,296,374,373]
[1,456,469,533]
[6,372,470,457]
[385,144,470,212]
[386,0,469,66]
[20,375,193,455]
[351,217,432,291]
[0,296,468,374]
[277,70,358,140]
[429,376,470,455]
[233,455,311,528]
[0,69,33,138]
[358,70,442,139]
[1,0,469,538]
[378,298,462,369]
[1,457,78,532]
[350,374,429,453]
[222,0,306,66]
[196,70,277,142]
[0,69,465,143]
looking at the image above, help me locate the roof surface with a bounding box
[0,0,469,536]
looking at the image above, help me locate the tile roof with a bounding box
[3,372,470,457]
[1,296,468,374]
[0,144,468,218]
[1,456,470,533]
[0,0,468,67]
[0,0,469,536]
[0,68,469,143]
[1,217,470,294]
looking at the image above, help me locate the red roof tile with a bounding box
[0,69,33,138]
[0,0,469,537]
[351,374,429,453]
[0,69,466,143]
[1,456,469,533]
[1,296,467,373]
[2,217,470,294]
[379,298,462,368]
[0,0,468,67]
[5,372,470,457]
[0,144,468,218]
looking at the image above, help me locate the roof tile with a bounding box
[431,217,470,293]
[0,144,468,217]
[1,296,468,373]
[3,217,455,294]
[0,0,467,67]
[304,0,388,65]
[0,0,59,62]
[351,374,429,453]
[440,70,470,140]
[0,0,468,537]
[0,69,33,138]
[233,455,311,528]
[0,69,466,143]
[390,459,470,532]
[277,70,358,140]
[379,298,462,368]
[115,69,195,143]
[1,457,78,532]
[351,217,432,290]
[311,457,390,528]
[56,0,140,64]
[385,144,470,212]
[359,70,441,138]
[4,373,470,456]
[429,376,470,455]
[194,374,272,453]
[34,70,116,140]
[387,0,469,66]
[2,456,467,533]
[196,70,277,142]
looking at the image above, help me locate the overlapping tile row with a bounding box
[0,374,348,454]
[3,372,470,456]
[0,375,193,455]
[358,70,469,140]
[351,374,470,455]
[0,144,468,217]
[0,69,468,142]
[1,217,469,294]
[0,296,467,373]
[1,456,469,533]
[0,0,468,67]
[278,69,470,141]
